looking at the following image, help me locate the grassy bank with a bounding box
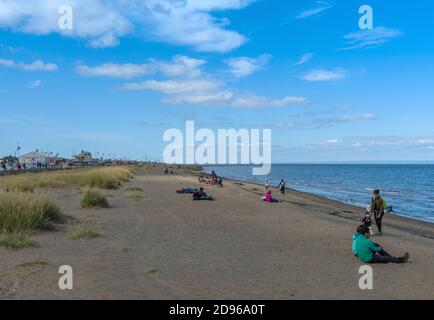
[0,166,133,192]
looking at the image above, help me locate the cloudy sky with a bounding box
[1,0,434,162]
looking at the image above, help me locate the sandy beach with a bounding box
[1,166,434,300]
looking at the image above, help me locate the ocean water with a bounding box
[203,164,434,224]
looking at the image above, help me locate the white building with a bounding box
[20,151,53,166]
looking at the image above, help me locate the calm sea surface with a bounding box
[204,164,434,223]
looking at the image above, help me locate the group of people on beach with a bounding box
[176,170,222,201]
[164,167,175,175]
[261,179,286,203]
[352,189,409,264]
[259,179,409,264]
[198,170,223,188]
[176,168,410,264]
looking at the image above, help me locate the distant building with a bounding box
[20,151,51,165]
[1,155,18,164]
[19,151,69,167]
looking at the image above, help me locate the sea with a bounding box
[203,164,434,224]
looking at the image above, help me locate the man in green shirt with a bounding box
[354,226,409,264]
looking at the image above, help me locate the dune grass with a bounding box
[70,226,101,240]
[0,234,40,250]
[0,166,133,192]
[17,260,48,268]
[126,190,150,202]
[126,187,143,192]
[80,189,109,208]
[0,192,62,235]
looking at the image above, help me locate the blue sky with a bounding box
[1,0,434,162]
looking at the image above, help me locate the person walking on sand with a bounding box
[354,225,409,264]
[370,189,387,235]
[278,179,286,195]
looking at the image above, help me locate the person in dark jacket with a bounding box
[278,179,286,195]
[193,187,213,200]
[370,189,386,235]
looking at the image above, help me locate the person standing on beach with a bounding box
[278,179,286,195]
[370,189,387,235]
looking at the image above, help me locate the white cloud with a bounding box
[156,56,207,78]
[0,0,253,52]
[335,113,376,122]
[224,54,271,78]
[143,0,252,52]
[122,78,309,108]
[164,91,235,105]
[77,56,206,79]
[27,80,43,89]
[339,27,402,50]
[294,53,314,66]
[233,95,310,108]
[0,59,58,71]
[334,135,434,150]
[77,63,153,79]
[272,113,377,130]
[301,68,347,81]
[122,79,221,95]
[296,2,334,19]
[78,52,308,109]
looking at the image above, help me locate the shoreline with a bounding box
[196,167,434,240]
[200,167,434,227]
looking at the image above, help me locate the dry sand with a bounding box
[1,167,434,299]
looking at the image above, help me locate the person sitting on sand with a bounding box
[193,187,213,200]
[262,190,278,203]
[352,225,379,257]
[176,187,194,194]
[198,175,203,183]
[370,189,387,235]
[354,225,409,264]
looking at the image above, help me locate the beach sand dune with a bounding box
[1,167,434,299]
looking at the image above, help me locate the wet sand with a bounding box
[1,166,434,299]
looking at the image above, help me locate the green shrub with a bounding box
[80,189,109,208]
[70,226,101,240]
[0,234,40,250]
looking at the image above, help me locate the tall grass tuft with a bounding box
[80,189,109,208]
[70,226,101,240]
[0,192,62,234]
